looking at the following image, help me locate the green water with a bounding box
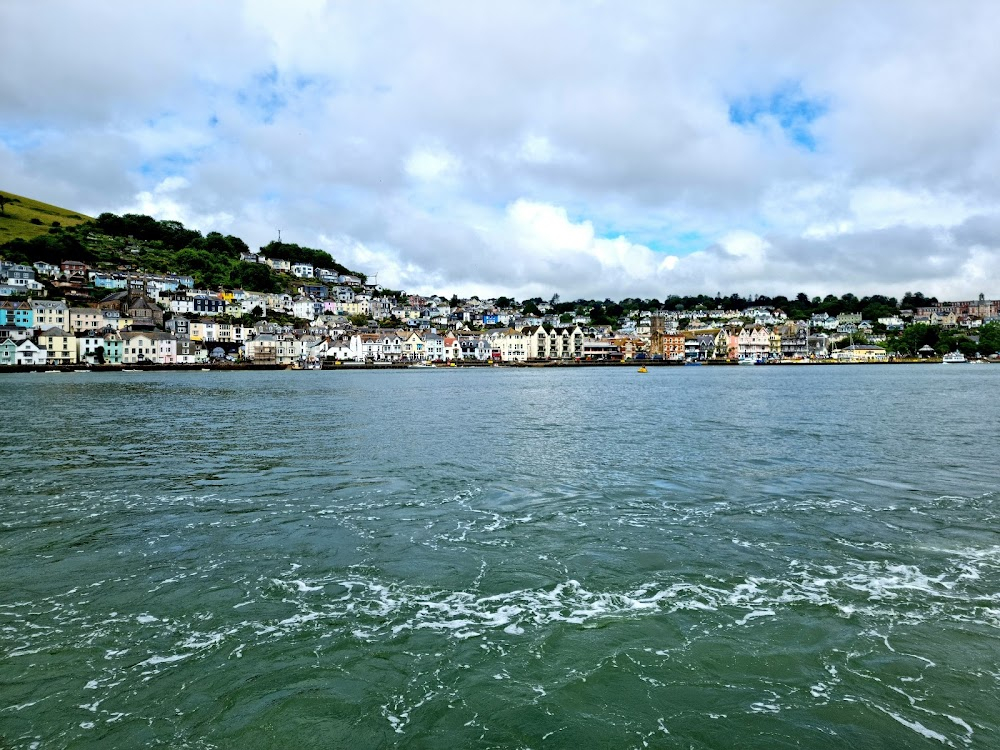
[1,366,999,748]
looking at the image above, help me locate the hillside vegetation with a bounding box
[0,191,367,295]
[0,190,93,245]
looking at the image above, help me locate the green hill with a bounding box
[0,191,368,296]
[0,190,93,245]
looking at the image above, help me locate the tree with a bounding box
[588,305,613,326]
[901,291,938,309]
[495,296,513,309]
[936,330,977,356]
[0,193,14,215]
[348,314,368,327]
[522,300,541,316]
[977,322,1000,355]
[892,323,937,356]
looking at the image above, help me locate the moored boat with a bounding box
[942,351,967,364]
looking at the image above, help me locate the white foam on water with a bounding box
[289,580,323,593]
[735,609,775,626]
[136,614,158,624]
[179,632,227,650]
[872,704,954,746]
[139,653,191,666]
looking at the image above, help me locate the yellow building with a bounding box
[37,327,78,365]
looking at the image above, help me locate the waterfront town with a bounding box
[2,250,998,369]
[0,206,997,368]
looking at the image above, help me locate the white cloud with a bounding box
[405,147,460,182]
[4,0,1000,299]
[119,177,235,234]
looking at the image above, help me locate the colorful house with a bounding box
[0,300,35,328]
[0,338,16,366]
[37,327,78,365]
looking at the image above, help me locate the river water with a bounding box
[1,365,999,749]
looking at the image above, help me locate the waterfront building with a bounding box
[737,325,771,361]
[0,338,15,365]
[120,331,177,364]
[663,331,686,360]
[15,339,46,366]
[102,332,123,365]
[77,331,106,364]
[486,328,528,362]
[401,331,427,361]
[834,344,888,362]
[175,338,207,364]
[777,323,808,358]
[458,334,491,360]
[36,327,78,365]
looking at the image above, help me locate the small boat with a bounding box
[737,357,757,366]
[637,366,648,373]
[201,367,211,372]
[409,362,434,368]
[44,369,61,373]
[684,360,702,366]
[942,351,968,364]
[123,368,142,372]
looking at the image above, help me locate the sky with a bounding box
[3,0,1000,302]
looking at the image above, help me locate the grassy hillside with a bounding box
[0,190,93,245]
[0,191,370,297]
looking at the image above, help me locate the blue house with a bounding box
[0,301,35,328]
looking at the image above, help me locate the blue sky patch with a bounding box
[236,66,288,124]
[0,127,50,152]
[137,152,197,180]
[728,83,827,150]
[234,68,333,125]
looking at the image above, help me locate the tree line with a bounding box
[0,212,367,294]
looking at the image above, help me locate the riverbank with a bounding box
[2,357,979,373]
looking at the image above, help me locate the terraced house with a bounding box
[121,331,177,364]
[31,300,68,331]
[0,300,34,328]
[37,327,77,365]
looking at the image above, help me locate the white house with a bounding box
[292,298,318,320]
[290,263,314,279]
[15,339,47,366]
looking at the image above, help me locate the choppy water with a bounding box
[2,365,999,749]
